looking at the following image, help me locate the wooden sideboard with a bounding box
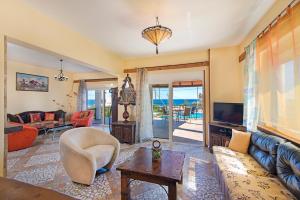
[111,121,136,144]
[209,121,246,152]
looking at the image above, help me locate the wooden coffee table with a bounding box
[117,147,185,200]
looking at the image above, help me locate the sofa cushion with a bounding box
[79,111,90,119]
[249,131,286,174]
[84,145,115,169]
[223,170,297,200]
[213,146,274,177]
[7,110,66,124]
[7,114,22,123]
[45,113,55,121]
[276,142,300,197]
[228,130,251,154]
[30,113,42,123]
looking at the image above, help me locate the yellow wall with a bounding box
[125,50,208,68]
[0,0,123,75]
[7,61,76,115]
[210,46,243,107]
[73,72,116,81]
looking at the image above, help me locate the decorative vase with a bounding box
[152,140,162,160]
[122,104,130,122]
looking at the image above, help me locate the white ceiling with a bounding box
[7,43,97,73]
[23,0,275,57]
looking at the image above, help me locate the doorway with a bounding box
[151,80,204,144]
[152,85,170,139]
[172,82,204,144]
[87,89,113,125]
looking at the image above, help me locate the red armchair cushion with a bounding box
[45,113,55,121]
[71,110,94,127]
[79,111,90,118]
[30,113,41,123]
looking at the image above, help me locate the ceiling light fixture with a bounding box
[54,59,68,81]
[142,17,172,54]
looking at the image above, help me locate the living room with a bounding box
[0,0,299,200]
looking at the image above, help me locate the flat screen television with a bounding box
[213,102,244,126]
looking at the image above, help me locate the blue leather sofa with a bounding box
[213,129,300,200]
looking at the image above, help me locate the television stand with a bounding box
[209,121,246,153]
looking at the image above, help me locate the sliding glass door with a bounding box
[104,89,111,124]
[152,85,170,139]
[87,89,112,125]
[151,81,204,144]
[172,85,204,144]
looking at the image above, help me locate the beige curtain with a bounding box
[135,68,153,142]
[77,80,88,111]
[256,3,300,139]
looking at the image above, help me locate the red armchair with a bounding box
[71,110,94,127]
[8,123,38,152]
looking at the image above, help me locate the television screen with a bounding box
[213,102,244,125]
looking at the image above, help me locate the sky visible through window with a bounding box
[89,87,202,100]
[88,90,112,106]
[88,90,95,99]
[153,87,202,99]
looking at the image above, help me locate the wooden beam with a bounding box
[172,80,203,87]
[73,78,118,83]
[123,61,209,73]
[239,51,246,63]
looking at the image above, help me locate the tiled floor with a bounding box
[153,118,203,145]
[7,130,224,200]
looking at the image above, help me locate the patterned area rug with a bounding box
[7,132,224,200]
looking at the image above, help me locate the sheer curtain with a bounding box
[135,68,153,142]
[77,80,88,111]
[244,40,259,131]
[256,3,300,139]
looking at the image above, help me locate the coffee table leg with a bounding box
[121,173,130,200]
[168,182,177,200]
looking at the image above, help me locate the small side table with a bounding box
[111,121,136,144]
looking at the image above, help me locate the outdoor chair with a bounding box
[191,106,197,119]
[182,107,191,121]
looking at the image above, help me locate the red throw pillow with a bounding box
[79,111,90,118]
[30,113,41,123]
[45,113,55,121]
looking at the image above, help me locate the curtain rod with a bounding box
[239,0,298,62]
[255,0,298,40]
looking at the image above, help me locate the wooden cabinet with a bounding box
[209,122,246,152]
[111,121,136,144]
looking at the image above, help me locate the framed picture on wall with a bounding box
[16,72,49,92]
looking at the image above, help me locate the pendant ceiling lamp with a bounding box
[54,59,69,81]
[142,17,172,54]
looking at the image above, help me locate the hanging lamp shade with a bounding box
[142,17,172,54]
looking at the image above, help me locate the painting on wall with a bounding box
[16,73,49,92]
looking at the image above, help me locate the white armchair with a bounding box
[59,127,120,185]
